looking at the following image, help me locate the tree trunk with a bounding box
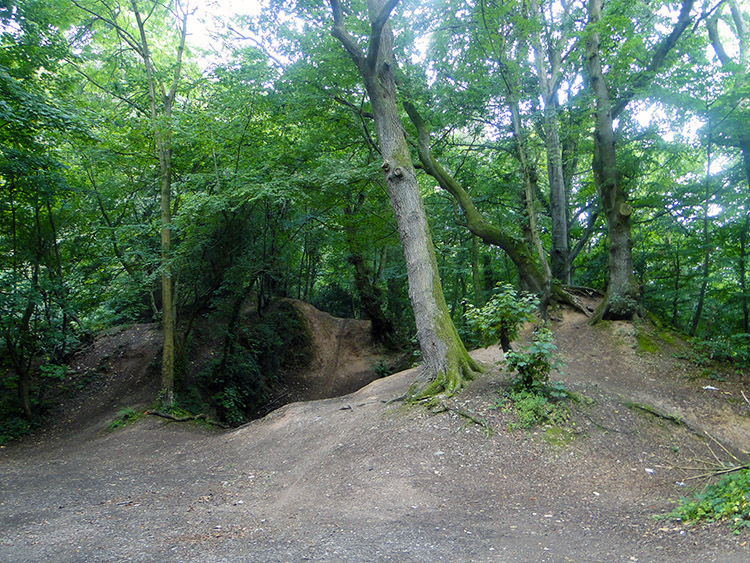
[330,0,482,399]
[689,131,713,337]
[585,0,695,321]
[528,0,570,283]
[470,236,483,305]
[132,0,188,407]
[584,0,638,320]
[739,219,748,333]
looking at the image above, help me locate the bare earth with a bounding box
[1,302,749,562]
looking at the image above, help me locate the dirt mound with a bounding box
[42,323,161,440]
[2,303,749,562]
[283,300,401,402]
[40,301,400,436]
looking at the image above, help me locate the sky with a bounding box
[190,0,261,50]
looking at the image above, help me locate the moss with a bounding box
[406,248,484,403]
[636,331,659,354]
[659,330,676,345]
[542,425,575,447]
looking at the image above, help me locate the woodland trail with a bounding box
[1,304,749,562]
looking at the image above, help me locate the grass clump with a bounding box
[668,468,750,533]
[500,387,569,429]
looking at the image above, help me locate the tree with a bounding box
[583,0,696,320]
[328,0,482,399]
[0,1,84,418]
[71,0,192,406]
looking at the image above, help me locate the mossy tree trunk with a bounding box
[131,0,189,407]
[584,0,695,321]
[329,0,482,399]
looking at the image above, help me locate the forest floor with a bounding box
[1,300,750,562]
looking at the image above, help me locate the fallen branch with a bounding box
[681,463,749,481]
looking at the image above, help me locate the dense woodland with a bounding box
[1,0,749,431]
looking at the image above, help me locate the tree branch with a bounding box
[329,0,365,69]
[366,0,401,70]
[612,0,696,118]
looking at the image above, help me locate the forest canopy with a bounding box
[1,0,748,427]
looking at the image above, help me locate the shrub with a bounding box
[465,283,538,352]
[498,325,570,430]
[199,300,311,425]
[505,325,564,391]
[668,468,750,532]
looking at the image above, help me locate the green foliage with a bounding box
[0,412,33,445]
[373,360,390,378]
[496,324,571,429]
[108,407,143,431]
[200,301,311,426]
[465,284,538,349]
[675,335,750,369]
[668,469,750,533]
[505,325,564,391]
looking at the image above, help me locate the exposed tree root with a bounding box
[147,410,228,428]
[431,401,494,436]
[553,285,602,317]
[406,352,485,404]
[625,402,685,426]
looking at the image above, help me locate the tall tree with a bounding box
[328,0,482,399]
[583,0,696,320]
[71,0,191,406]
[527,0,574,283]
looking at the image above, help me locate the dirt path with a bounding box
[1,305,749,562]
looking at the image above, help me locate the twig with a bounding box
[741,390,749,406]
[704,430,743,465]
[433,401,494,435]
[682,464,749,481]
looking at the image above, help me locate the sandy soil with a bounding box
[1,302,749,562]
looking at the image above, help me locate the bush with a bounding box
[505,325,564,391]
[0,414,33,445]
[465,283,538,351]
[668,468,750,532]
[497,325,570,430]
[199,300,311,425]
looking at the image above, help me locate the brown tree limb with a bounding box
[330,0,365,69]
[403,100,548,295]
[611,0,697,119]
[367,0,401,70]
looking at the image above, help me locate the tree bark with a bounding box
[131,0,189,407]
[584,0,639,320]
[528,0,570,284]
[689,130,713,337]
[329,0,482,399]
[584,0,695,321]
